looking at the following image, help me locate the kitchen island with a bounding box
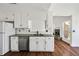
[10,34,54,52]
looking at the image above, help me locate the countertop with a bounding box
[10,34,53,37]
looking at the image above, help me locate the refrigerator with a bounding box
[0,21,15,55]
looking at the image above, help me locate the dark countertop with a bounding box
[10,34,53,37]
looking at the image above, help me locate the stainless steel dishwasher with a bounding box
[19,36,29,51]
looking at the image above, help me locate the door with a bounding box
[54,29,60,39]
[62,21,71,44]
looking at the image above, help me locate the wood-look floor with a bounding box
[4,39,79,56]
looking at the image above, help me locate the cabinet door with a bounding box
[46,37,54,52]
[14,14,22,28]
[14,13,28,28]
[11,37,18,51]
[37,37,45,51]
[29,37,37,51]
[21,14,28,28]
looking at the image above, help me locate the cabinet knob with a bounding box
[20,25,22,26]
[16,41,18,43]
[45,41,46,44]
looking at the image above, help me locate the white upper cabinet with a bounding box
[14,13,28,28]
[14,13,21,28]
[14,11,45,31]
[21,13,28,28]
[31,20,45,31]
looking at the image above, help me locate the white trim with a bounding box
[71,44,79,47]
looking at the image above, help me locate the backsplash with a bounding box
[15,28,51,35]
[15,28,37,34]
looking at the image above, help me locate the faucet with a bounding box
[37,31,39,35]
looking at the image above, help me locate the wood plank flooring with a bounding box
[4,39,79,56]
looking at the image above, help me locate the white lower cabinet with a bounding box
[29,37,37,51]
[29,37,54,52]
[11,37,19,51]
[37,37,45,51]
[45,37,54,52]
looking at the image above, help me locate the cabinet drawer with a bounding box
[11,37,18,39]
[30,37,39,40]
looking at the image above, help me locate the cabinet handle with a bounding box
[16,42,18,43]
[36,41,38,44]
[45,41,46,44]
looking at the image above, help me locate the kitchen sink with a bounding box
[33,34,44,36]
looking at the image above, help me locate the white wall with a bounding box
[71,11,79,47]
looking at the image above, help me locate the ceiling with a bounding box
[0,3,51,12]
[52,3,79,16]
[1,3,79,17]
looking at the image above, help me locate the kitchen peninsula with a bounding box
[10,34,54,52]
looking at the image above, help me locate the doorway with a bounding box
[54,29,60,40]
[53,16,72,45]
[62,20,72,44]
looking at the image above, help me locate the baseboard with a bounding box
[0,51,2,55]
[71,44,79,47]
[1,50,10,55]
[60,39,70,45]
[29,51,54,52]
